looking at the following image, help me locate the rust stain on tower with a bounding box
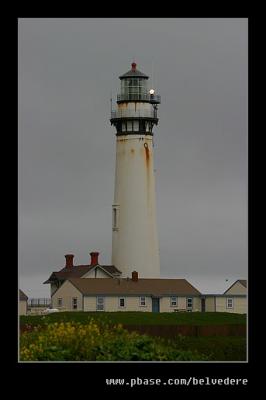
[144,142,150,167]
[144,142,151,208]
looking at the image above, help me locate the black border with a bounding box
[14,15,255,393]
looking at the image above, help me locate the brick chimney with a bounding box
[90,252,99,266]
[65,254,74,268]
[132,271,138,282]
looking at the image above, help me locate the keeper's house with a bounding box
[49,273,201,313]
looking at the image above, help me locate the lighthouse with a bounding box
[110,62,161,278]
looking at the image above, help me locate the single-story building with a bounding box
[19,289,28,315]
[51,272,202,313]
[202,280,247,314]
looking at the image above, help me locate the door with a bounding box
[152,298,160,313]
[201,298,206,312]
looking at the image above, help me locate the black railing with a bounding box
[111,109,157,119]
[28,298,51,308]
[117,93,161,103]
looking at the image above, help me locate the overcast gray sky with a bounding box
[18,18,248,297]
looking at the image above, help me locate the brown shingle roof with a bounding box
[43,265,121,284]
[101,265,122,275]
[67,278,201,296]
[19,289,28,301]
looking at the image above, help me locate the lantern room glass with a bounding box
[121,78,148,97]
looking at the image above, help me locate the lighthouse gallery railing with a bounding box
[111,109,157,119]
[117,93,161,102]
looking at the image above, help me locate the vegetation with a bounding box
[19,312,246,361]
[168,335,246,361]
[21,311,246,327]
[20,320,209,361]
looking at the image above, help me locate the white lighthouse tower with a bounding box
[110,62,161,278]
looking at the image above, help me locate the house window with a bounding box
[186,298,193,310]
[139,296,146,307]
[170,296,177,307]
[226,298,234,309]
[57,298,63,308]
[96,296,105,311]
[119,297,126,308]
[72,297,78,310]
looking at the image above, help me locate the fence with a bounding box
[28,298,51,308]
[122,324,246,337]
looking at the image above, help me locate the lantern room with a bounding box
[119,62,149,101]
[110,62,161,135]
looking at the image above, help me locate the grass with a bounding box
[20,311,246,327]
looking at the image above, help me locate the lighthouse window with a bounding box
[139,81,146,94]
[133,120,139,131]
[121,80,127,95]
[121,77,148,100]
[139,120,145,132]
[126,78,147,97]
[127,121,133,131]
[113,208,117,228]
[112,205,119,230]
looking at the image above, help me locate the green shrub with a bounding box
[20,319,208,361]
